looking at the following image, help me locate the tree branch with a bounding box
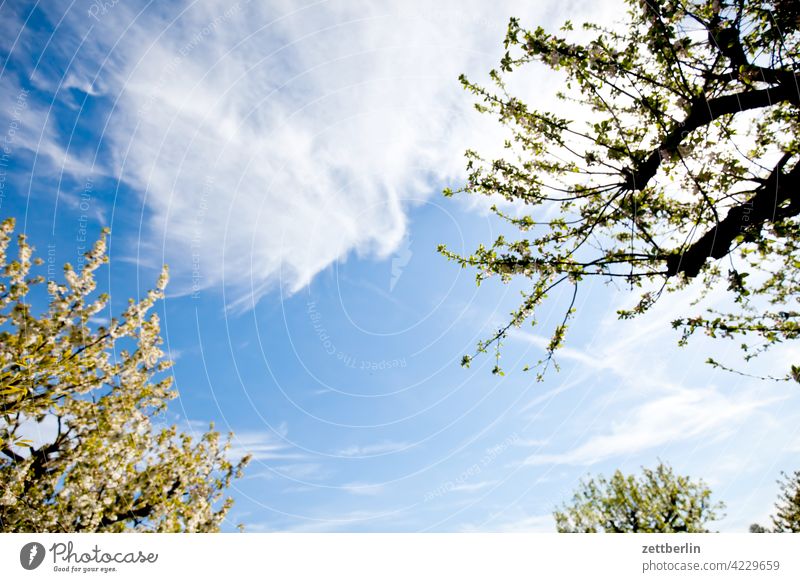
[97,479,182,530]
[666,156,800,278]
[625,86,800,192]
[0,446,25,463]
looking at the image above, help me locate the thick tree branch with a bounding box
[0,446,25,463]
[666,156,800,278]
[708,9,798,86]
[97,479,182,530]
[625,86,800,191]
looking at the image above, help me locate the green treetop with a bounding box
[555,462,724,532]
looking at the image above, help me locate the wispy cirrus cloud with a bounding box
[227,429,306,462]
[524,388,778,466]
[3,0,621,308]
[512,280,796,468]
[339,481,386,496]
[446,480,498,494]
[459,512,553,532]
[334,440,412,457]
[182,420,303,463]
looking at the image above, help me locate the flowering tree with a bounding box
[442,0,800,379]
[554,463,724,532]
[770,470,800,532]
[0,218,249,532]
[751,469,800,532]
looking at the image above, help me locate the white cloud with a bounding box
[525,388,778,466]
[334,440,412,457]
[511,277,797,468]
[511,330,605,371]
[265,508,407,532]
[276,463,328,479]
[14,0,622,307]
[447,480,498,493]
[247,462,332,482]
[459,512,554,532]
[225,429,305,462]
[339,481,386,496]
[0,77,95,180]
[173,419,301,462]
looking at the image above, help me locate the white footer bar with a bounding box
[2,533,797,581]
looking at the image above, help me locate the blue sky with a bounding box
[2,0,799,532]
